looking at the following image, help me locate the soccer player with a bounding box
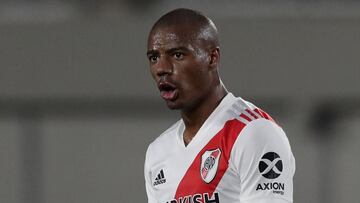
[144,8,295,203]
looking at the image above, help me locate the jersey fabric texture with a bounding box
[144,93,295,203]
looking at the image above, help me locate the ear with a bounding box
[209,47,220,70]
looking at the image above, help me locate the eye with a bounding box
[173,52,184,60]
[148,55,158,63]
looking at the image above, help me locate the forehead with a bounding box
[147,26,199,50]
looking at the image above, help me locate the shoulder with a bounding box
[236,118,290,154]
[229,96,281,140]
[149,119,181,148]
[217,94,289,153]
[229,98,295,176]
[228,99,295,202]
[230,97,292,158]
[229,96,294,171]
[232,97,276,122]
[145,120,182,161]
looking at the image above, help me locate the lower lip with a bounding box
[160,89,178,101]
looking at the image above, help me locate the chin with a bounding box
[165,100,182,110]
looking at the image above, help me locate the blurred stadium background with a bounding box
[0,0,359,202]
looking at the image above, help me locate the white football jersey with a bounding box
[145,93,295,203]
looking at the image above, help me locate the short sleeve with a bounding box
[144,145,158,203]
[230,118,295,203]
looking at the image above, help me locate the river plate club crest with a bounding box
[200,148,221,183]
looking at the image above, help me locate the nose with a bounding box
[155,56,173,77]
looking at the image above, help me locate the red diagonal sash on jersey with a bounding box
[174,119,246,199]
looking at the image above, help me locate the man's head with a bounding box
[147,8,221,111]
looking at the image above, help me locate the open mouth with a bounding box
[158,82,178,101]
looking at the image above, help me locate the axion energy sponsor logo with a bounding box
[167,192,219,203]
[257,152,285,195]
[256,182,285,195]
[258,152,283,179]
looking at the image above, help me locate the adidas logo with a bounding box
[153,169,166,186]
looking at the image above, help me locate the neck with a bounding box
[181,84,228,145]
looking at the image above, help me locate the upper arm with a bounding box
[230,119,295,202]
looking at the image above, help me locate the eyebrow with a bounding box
[147,46,189,56]
[166,47,189,54]
[147,50,158,56]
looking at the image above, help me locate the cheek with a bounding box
[149,66,157,80]
[177,64,208,90]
